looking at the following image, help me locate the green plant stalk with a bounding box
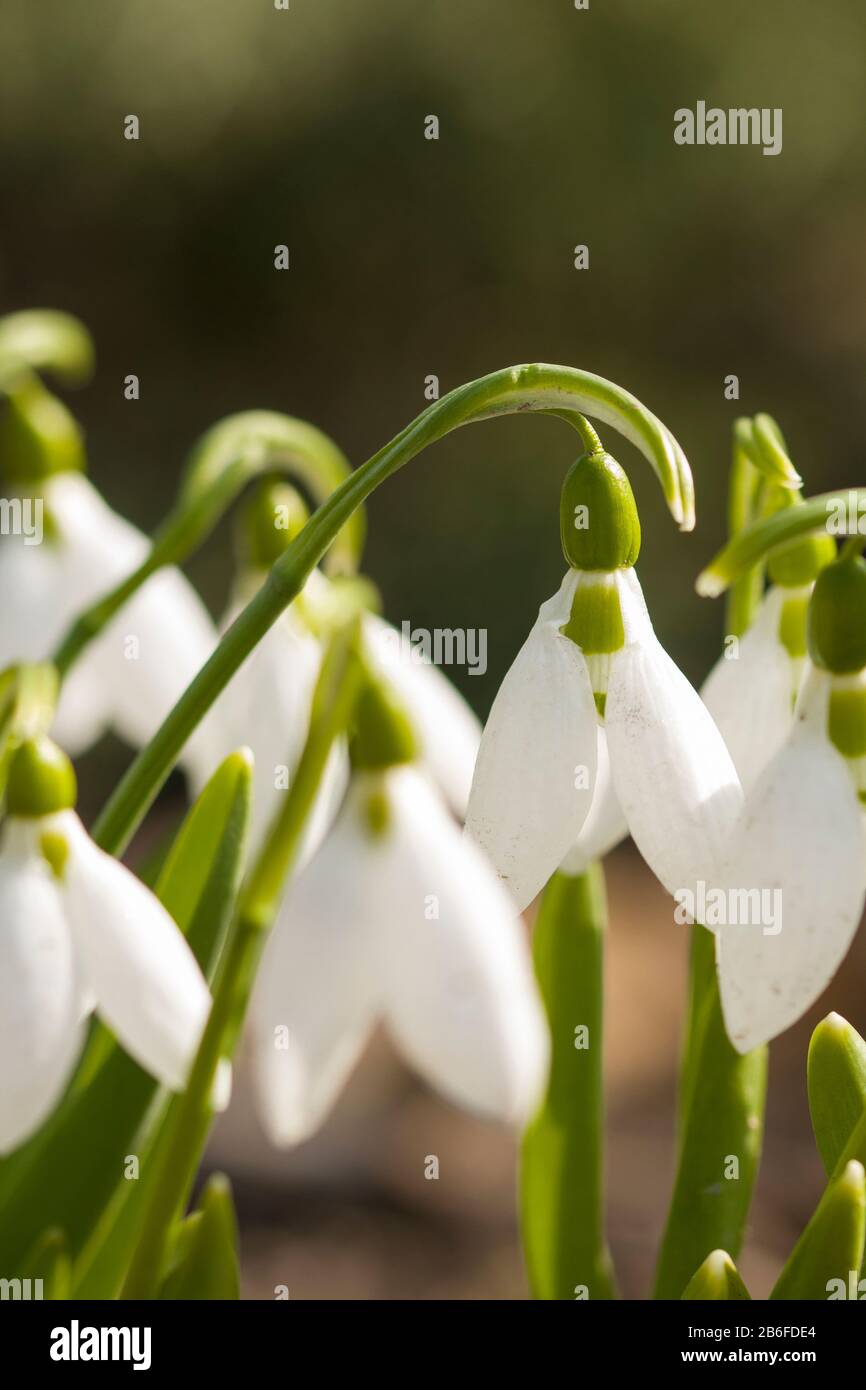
[724,436,764,640]
[698,487,866,597]
[119,623,362,1299]
[520,863,616,1300]
[52,411,361,680]
[89,364,690,857]
[654,925,767,1299]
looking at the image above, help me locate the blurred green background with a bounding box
[3,0,865,702]
[3,0,866,1298]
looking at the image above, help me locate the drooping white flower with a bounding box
[248,662,546,1146]
[716,558,866,1051]
[189,553,482,858]
[467,567,743,911]
[701,515,835,789]
[701,585,807,790]
[0,738,213,1153]
[250,764,549,1145]
[0,471,217,757]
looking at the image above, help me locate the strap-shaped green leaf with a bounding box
[770,1161,866,1300]
[0,749,251,1284]
[520,864,616,1300]
[682,1250,751,1301]
[808,1014,866,1176]
[158,1176,240,1300]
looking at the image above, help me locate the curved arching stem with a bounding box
[92,362,692,855]
[0,310,95,391]
[698,487,866,598]
[51,410,361,678]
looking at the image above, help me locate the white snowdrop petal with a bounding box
[0,823,84,1153]
[717,674,866,1052]
[466,574,598,910]
[701,587,799,789]
[98,565,218,755]
[60,814,212,1091]
[559,728,628,876]
[249,782,382,1145]
[0,530,67,667]
[380,768,549,1125]
[606,580,743,900]
[364,613,482,817]
[189,597,324,855]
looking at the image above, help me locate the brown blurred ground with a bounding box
[202,841,866,1301]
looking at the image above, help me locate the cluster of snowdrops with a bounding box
[0,310,865,1300]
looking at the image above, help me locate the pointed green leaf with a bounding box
[520,864,617,1300]
[808,1014,866,1175]
[17,1228,71,1300]
[158,1176,240,1300]
[682,1249,751,1301]
[654,925,767,1299]
[0,749,252,1284]
[770,1161,866,1300]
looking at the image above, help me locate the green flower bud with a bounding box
[0,376,85,484]
[350,671,418,771]
[6,736,77,817]
[808,558,866,675]
[560,452,641,571]
[236,481,309,570]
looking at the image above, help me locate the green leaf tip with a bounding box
[808,1013,866,1175]
[770,1159,866,1300]
[682,1249,751,1301]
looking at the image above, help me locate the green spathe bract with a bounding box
[560,451,641,571]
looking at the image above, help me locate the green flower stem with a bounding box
[698,487,866,597]
[52,410,361,680]
[520,863,616,1300]
[120,622,362,1300]
[654,925,767,1299]
[0,310,94,390]
[92,364,691,858]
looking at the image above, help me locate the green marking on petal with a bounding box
[777,593,809,660]
[362,784,391,837]
[829,684,866,760]
[560,576,625,655]
[39,829,69,881]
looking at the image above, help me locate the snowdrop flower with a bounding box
[702,518,834,789]
[466,449,743,910]
[0,377,217,757]
[717,555,866,1052]
[189,484,481,858]
[0,736,213,1153]
[250,669,548,1145]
